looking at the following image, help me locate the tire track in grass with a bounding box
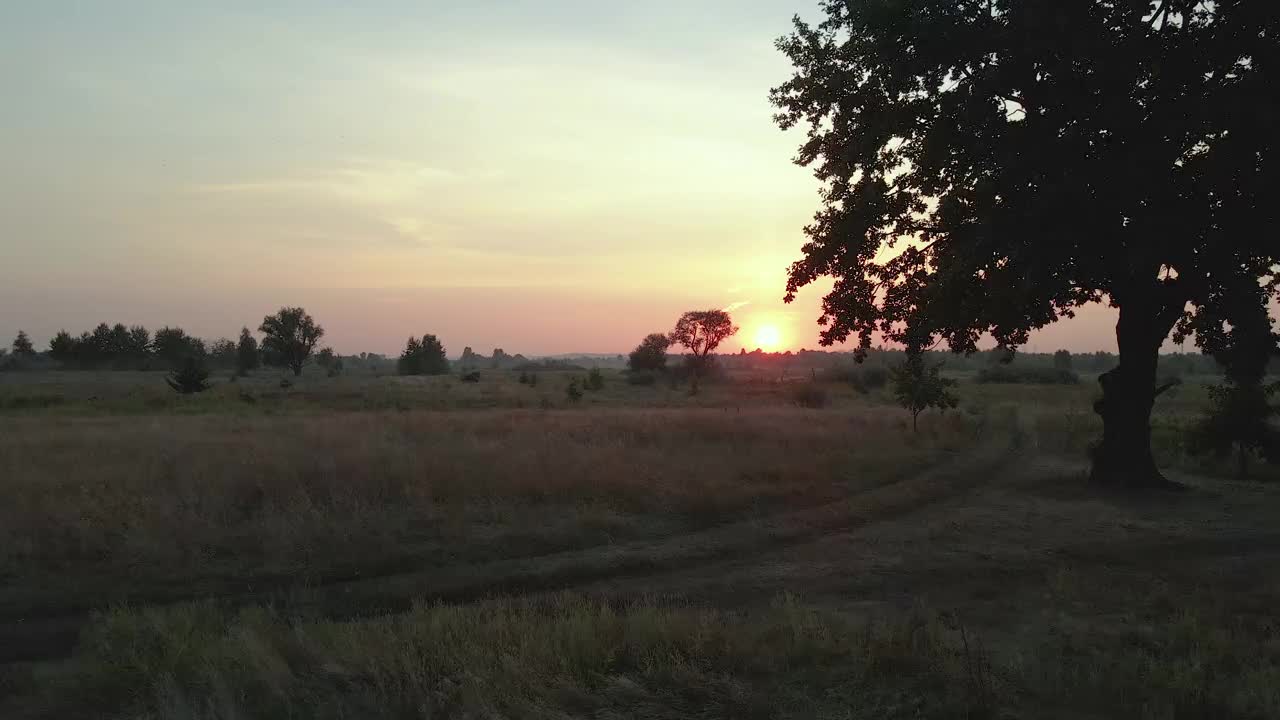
[0,445,1012,665]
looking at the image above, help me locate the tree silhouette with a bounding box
[892,350,958,433]
[153,327,205,371]
[773,1,1280,487]
[1053,350,1073,372]
[11,330,34,357]
[398,334,449,376]
[236,327,260,376]
[259,307,324,377]
[48,330,76,366]
[669,310,738,394]
[628,333,671,373]
[1191,297,1279,477]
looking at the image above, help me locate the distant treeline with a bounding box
[6,324,1273,378]
[719,346,1245,378]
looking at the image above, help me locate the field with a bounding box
[2,368,1278,718]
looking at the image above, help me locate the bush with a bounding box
[461,371,481,383]
[627,370,658,386]
[585,367,605,391]
[166,357,211,395]
[792,383,828,408]
[566,378,583,402]
[975,365,1079,385]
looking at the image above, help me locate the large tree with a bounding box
[260,307,324,376]
[772,0,1279,487]
[669,310,739,394]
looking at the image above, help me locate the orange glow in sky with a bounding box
[752,323,783,352]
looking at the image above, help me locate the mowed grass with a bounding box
[2,369,1279,718]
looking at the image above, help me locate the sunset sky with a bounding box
[3,1,1143,356]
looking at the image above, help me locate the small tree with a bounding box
[1190,303,1280,478]
[566,377,584,402]
[166,356,211,394]
[316,347,343,377]
[892,351,958,433]
[585,367,605,391]
[398,334,450,376]
[236,327,260,376]
[1053,350,1073,372]
[259,307,324,377]
[669,310,738,394]
[628,333,671,372]
[11,330,35,357]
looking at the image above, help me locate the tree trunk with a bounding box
[1089,300,1177,489]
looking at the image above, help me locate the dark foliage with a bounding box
[626,370,658,386]
[565,377,583,402]
[260,307,323,377]
[773,1,1280,486]
[892,352,958,432]
[792,383,829,409]
[1053,350,1074,372]
[398,335,450,376]
[236,328,260,376]
[11,330,35,356]
[460,371,481,383]
[166,357,211,395]
[976,366,1080,386]
[315,347,343,377]
[669,310,738,394]
[209,338,237,369]
[1190,298,1280,477]
[153,327,206,371]
[585,367,605,392]
[833,364,890,394]
[628,333,671,373]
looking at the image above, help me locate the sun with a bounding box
[753,324,783,352]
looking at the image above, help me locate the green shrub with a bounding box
[585,367,605,391]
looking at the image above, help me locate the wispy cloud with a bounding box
[723,300,751,313]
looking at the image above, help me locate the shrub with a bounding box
[566,378,583,402]
[792,383,828,408]
[166,357,211,395]
[461,371,481,383]
[627,370,658,386]
[585,367,605,391]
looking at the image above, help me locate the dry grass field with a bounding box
[1,369,1278,718]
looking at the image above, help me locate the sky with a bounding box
[2,0,1142,356]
